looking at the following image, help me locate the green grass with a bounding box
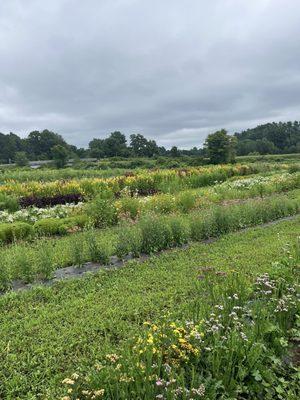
[0,217,299,399]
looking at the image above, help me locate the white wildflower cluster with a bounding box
[0,202,83,223]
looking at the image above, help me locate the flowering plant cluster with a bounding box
[220,172,299,191]
[0,164,261,199]
[0,203,83,223]
[61,242,300,400]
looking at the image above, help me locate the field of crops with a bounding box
[0,161,299,399]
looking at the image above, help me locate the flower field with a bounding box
[0,161,299,399]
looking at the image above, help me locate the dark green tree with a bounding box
[15,151,29,166]
[204,129,236,164]
[52,145,69,168]
[170,146,180,157]
[130,134,159,157]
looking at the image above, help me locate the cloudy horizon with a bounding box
[0,0,300,149]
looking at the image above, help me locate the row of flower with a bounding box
[0,172,298,233]
[0,203,83,223]
[61,242,300,399]
[0,193,299,287]
[0,164,284,199]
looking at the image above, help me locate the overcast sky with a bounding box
[0,0,300,148]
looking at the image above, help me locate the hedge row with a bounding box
[0,215,88,244]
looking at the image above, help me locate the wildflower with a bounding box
[192,384,205,397]
[93,389,105,397]
[62,378,75,385]
[156,379,164,386]
[105,354,119,363]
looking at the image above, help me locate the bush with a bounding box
[36,241,55,280]
[169,217,190,246]
[116,226,142,259]
[34,215,88,237]
[34,219,68,236]
[86,231,110,264]
[139,216,173,254]
[0,193,19,212]
[117,197,140,219]
[13,248,34,283]
[0,222,34,244]
[70,236,86,267]
[86,195,118,228]
[176,191,197,213]
[0,257,11,292]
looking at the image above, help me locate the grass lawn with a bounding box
[0,216,299,399]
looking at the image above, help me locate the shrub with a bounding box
[0,193,19,212]
[0,222,34,244]
[34,219,68,236]
[117,197,140,219]
[86,231,110,264]
[70,236,86,268]
[86,195,118,228]
[176,191,197,213]
[190,214,215,241]
[0,257,11,292]
[36,241,55,280]
[14,248,34,283]
[140,216,173,254]
[148,194,175,214]
[116,226,142,259]
[169,217,190,246]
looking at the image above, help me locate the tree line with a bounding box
[0,121,299,165]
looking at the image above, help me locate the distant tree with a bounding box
[0,132,24,163]
[89,138,105,158]
[52,145,69,168]
[130,134,159,157]
[234,121,300,155]
[105,131,128,157]
[15,151,29,167]
[204,129,236,164]
[170,146,180,157]
[89,131,129,158]
[25,129,68,159]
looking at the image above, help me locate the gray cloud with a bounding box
[0,0,300,148]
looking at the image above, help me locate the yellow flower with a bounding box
[62,378,75,385]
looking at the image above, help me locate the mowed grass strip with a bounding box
[0,216,299,399]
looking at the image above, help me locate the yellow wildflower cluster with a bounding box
[0,164,256,198]
[135,320,204,366]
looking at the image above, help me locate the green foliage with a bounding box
[235,121,300,155]
[51,144,69,168]
[204,129,236,164]
[86,231,110,264]
[169,216,190,246]
[70,235,85,267]
[140,216,173,253]
[118,196,140,219]
[0,222,33,243]
[0,219,298,398]
[36,240,55,280]
[116,226,142,259]
[0,193,19,212]
[86,195,118,228]
[14,151,29,166]
[13,247,34,283]
[175,191,197,212]
[34,218,68,236]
